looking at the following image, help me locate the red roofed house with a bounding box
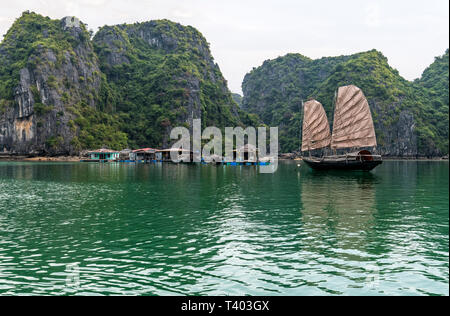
[130,148,158,162]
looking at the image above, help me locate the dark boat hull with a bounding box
[303,157,382,171]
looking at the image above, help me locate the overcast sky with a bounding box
[0,0,449,93]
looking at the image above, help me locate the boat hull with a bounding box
[303,157,382,171]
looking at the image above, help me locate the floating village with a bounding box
[81,144,273,166]
[82,85,381,170]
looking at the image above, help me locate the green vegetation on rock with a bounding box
[93,20,256,149]
[242,49,449,156]
[232,93,243,107]
[0,11,447,158]
[1,12,257,154]
[0,11,128,154]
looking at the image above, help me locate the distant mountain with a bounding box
[0,11,257,155]
[242,49,449,157]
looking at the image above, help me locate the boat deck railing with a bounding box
[305,154,382,163]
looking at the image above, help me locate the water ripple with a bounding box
[0,161,448,295]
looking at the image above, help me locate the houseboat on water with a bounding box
[157,148,194,163]
[119,149,132,161]
[129,148,158,163]
[81,149,120,162]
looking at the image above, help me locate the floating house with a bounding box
[83,149,120,162]
[157,148,193,163]
[130,148,158,162]
[119,149,132,161]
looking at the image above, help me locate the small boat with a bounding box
[302,85,382,171]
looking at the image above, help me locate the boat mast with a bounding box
[300,99,304,154]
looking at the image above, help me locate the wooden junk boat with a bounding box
[302,85,382,171]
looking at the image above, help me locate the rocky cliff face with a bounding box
[242,50,449,157]
[93,20,245,148]
[0,12,250,154]
[0,12,103,155]
[2,12,445,157]
[370,99,418,157]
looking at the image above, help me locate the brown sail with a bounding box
[302,100,331,151]
[331,85,377,149]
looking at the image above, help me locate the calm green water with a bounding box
[0,161,448,296]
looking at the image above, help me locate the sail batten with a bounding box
[331,85,377,150]
[302,100,331,151]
